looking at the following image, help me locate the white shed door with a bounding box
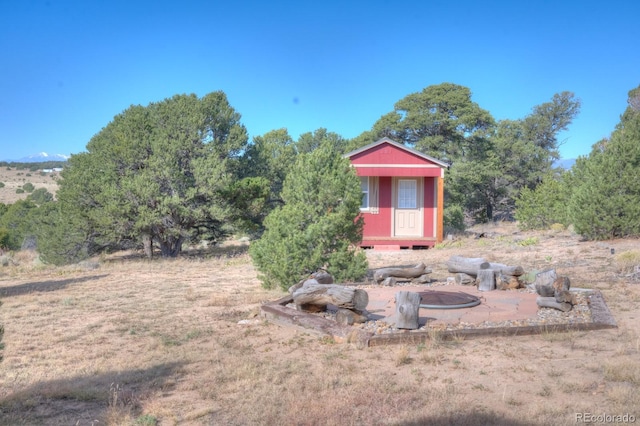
[394,178,422,237]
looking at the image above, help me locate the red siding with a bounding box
[347,139,446,248]
[423,177,435,237]
[361,177,392,238]
[351,143,429,165]
[355,166,442,177]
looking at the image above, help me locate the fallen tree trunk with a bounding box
[447,256,524,278]
[288,270,334,294]
[447,256,490,276]
[374,263,431,284]
[395,291,421,329]
[292,283,369,312]
[537,296,572,312]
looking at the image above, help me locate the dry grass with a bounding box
[1,226,640,425]
[0,167,60,204]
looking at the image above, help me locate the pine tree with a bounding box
[567,86,640,239]
[250,140,367,290]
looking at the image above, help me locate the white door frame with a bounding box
[391,177,423,237]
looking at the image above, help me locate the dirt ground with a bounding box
[0,167,60,204]
[0,224,639,425]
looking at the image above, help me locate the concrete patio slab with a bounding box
[261,283,617,347]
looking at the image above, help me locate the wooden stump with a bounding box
[533,269,557,296]
[395,291,421,329]
[477,269,496,292]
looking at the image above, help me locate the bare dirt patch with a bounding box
[0,167,60,204]
[1,228,639,425]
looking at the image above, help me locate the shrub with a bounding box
[515,172,569,230]
[614,250,640,274]
[250,141,368,290]
[27,188,53,205]
[444,204,465,232]
[0,182,4,188]
[15,188,24,194]
[22,182,35,193]
[567,86,640,239]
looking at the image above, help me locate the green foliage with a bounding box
[567,108,640,239]
[30,202,94,265]
[0,227,10,249]
[15,188,24,194]
[241,128,297,209]
[26,188,54,205]
[22,182,35,193]
[515,171,570,230]
[0,200,37,250]
[443,204,465,232]
[250,141,368,290]
[515,236,539,247]
[41,91,251,263]
[352,83,580,222]
[0,182,4,188]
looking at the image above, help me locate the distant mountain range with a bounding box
[554,158,576,170]
[4,152,70,163]
[3,152,577,169]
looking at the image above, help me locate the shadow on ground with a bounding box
[0,274,108,297]
[401,412,537,426]
[0,361,185,425]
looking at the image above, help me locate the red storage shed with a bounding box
[344,138,449,249]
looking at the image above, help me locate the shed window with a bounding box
[360,177,369,209]
[398,179,417,209]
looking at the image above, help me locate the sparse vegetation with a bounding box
[614,250,640,274]
[0,227,639,424]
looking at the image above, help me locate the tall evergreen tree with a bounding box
[568,86,640,239]
[45,91,254,262]
[250,140,367,290]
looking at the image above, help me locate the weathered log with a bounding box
[447,256,491,276]
[288,271,334,294]
[411,274,432,284]
[335,308,368,326]
[555,290,576,305]
[292,284,368,311]
[447,256,524,277]
[477,269,496,291]
[381,277,397,287]
[395,291,421,329]
[455,273,476,286]
[553,276,570,293]
[533,269,557,296]
[537,296,572,312]
[496,273,522,290]
[313,271,334,284]
[374,263,430,284]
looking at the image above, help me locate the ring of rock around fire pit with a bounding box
[418,290,481,309]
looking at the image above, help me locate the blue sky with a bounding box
[1,0,638,161]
